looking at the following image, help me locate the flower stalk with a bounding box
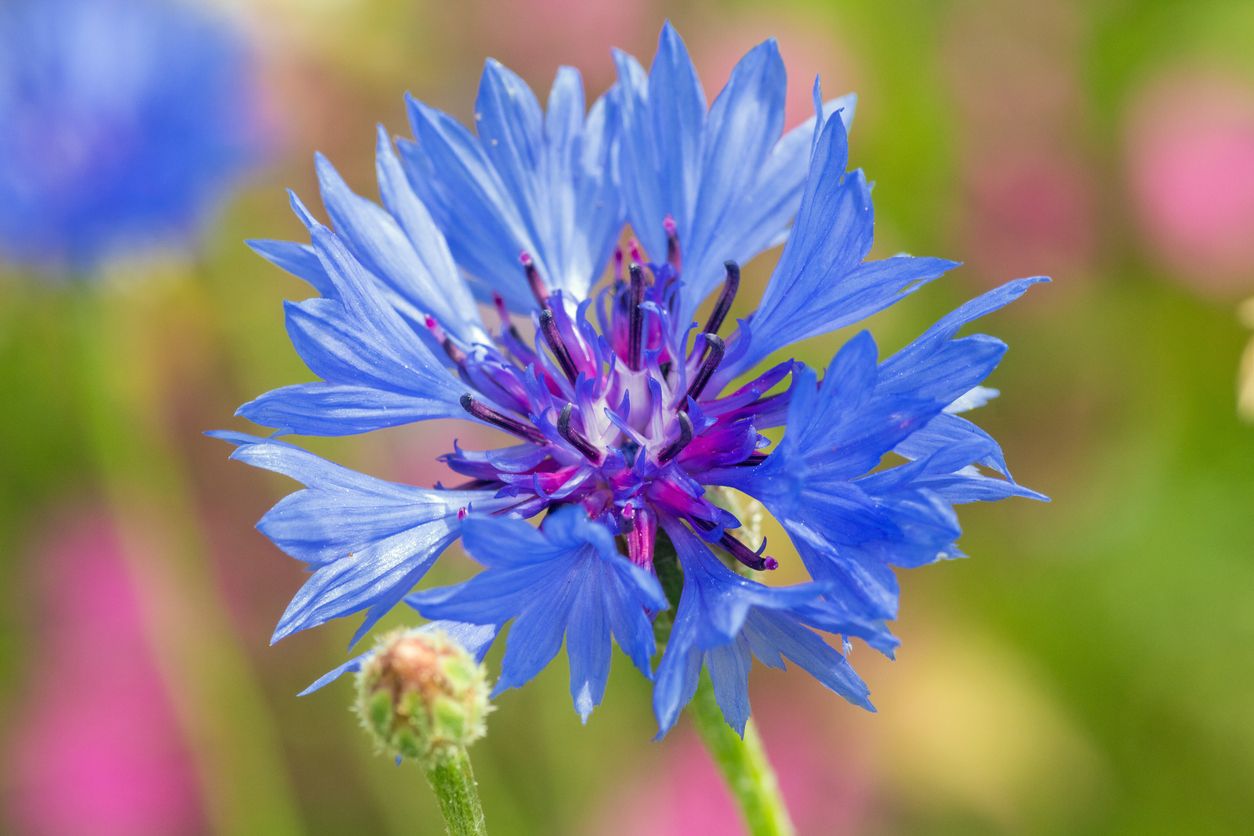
[354,629,493,836]
[425,747,488,836]
[690,675,795,836]
[654,535,795,836]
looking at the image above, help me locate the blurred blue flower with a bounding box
[0,0,264,272]
[220,22,1046,734]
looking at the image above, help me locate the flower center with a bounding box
[430,221,783,572]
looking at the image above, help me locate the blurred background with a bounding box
[2,0,1253,833]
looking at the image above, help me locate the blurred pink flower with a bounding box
[4,511,203,836]
[1126,72,1254,295]
[945,0,1099,286]
[591,691,875,835]
[961,149,1097,284]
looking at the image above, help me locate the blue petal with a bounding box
[209,432,515,644]
[789,527,903,618]
[647,21,707,231]
[566,577,612,722]
[415,555,574,627]
[462,513,558,567]
[791,598,899,659]
[946,385,999,413]
[711,335,958,617]
[652,518,828,735]
[706,636,754,735]
[878,277,1049,398]
[742,610,873,711]
[246,239,334,297]
[651,598,704,737]
[474,59,545,227]
[895,412,1009,477]
[745,109,853,278]
[921,473,1050,504]
[718,280,1048,618]
[724,255,958,383]
[714,109,962,380]
[238,382,465,437]
[771,332,940,480]
[298,651,369,696]
[241,221,469,436]
[280,298,412,394]
[727,91,857,261]
[372,127,487,344]
[403,96,534,309]
[431,620,500,661]
[544,68,624,303]
[414,507,666,720]
[493,580,578,695]
[401,61,621,306]
[315,151,483,340]
[681,39,786,310]
[613,26,700,267]
[615,26,859,328]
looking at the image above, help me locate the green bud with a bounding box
[354,629,491,767]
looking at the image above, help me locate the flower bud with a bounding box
[354,629,491,766]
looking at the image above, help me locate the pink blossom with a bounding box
[1126,72,1254,295]
[4,512,203,836]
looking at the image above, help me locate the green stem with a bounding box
[653,536,795,834]
[690,674,795,836]
[425,747,488,836]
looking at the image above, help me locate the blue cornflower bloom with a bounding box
[0,0,263,271]
[219,23,1046,734]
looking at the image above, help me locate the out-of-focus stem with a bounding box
[653,533,794,836]
[70,282,302,835]
[690,674,795,836]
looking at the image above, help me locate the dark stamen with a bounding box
[520,251,549,306]
[539,308,579,383]
[425,315,467,365]
[734,451,769,467]
[451,478,499,490]
[491,291,522,338]
[720,531,778,571]
[613,246,624,283]
[664,214,681,274]
[682,333,725,407]
[460,393,546,444]
[703,261,741,337]
[558,403,601,462]
[657,411,693,464]
[627,262,646,370]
